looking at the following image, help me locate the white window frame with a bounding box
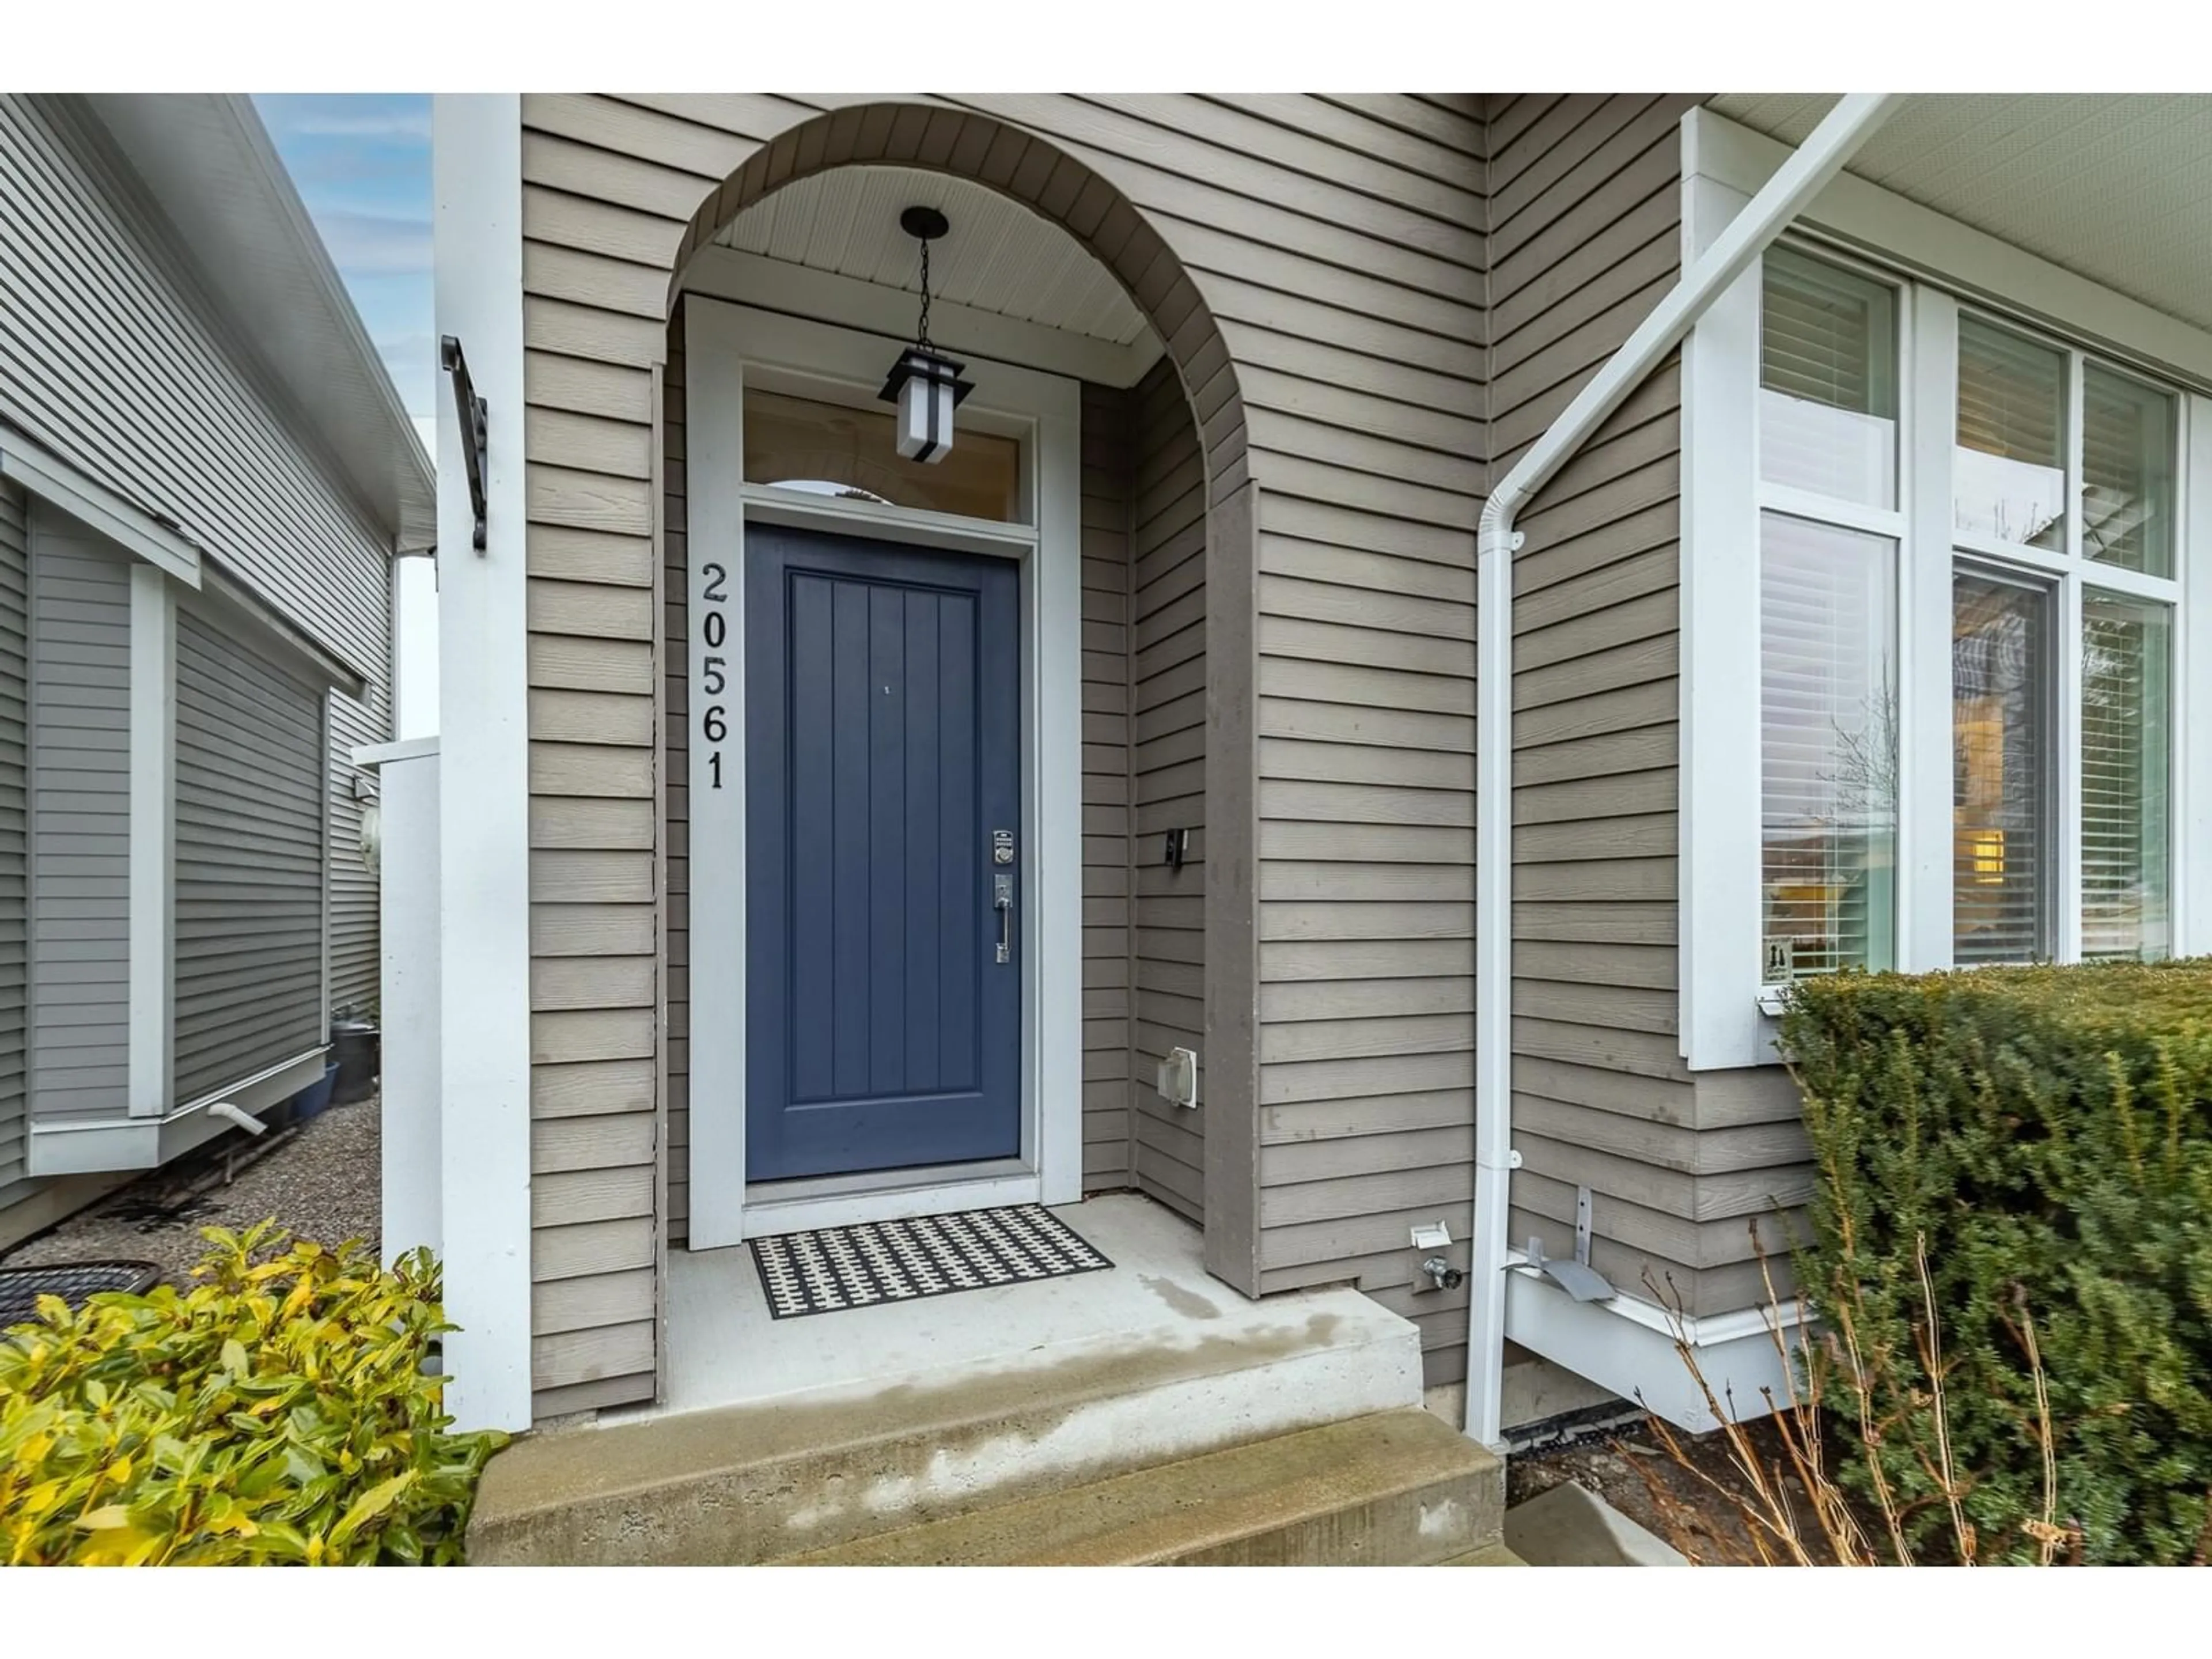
[1681,108,2212,1071]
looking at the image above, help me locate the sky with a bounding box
[254,93,440,734]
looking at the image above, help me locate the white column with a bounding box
[433,93,532,1432]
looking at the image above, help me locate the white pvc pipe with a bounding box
[1464,93,1905,1451]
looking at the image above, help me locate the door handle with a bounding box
[993,872,1014,964]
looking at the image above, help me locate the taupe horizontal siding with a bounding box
[1080,382,1134,1196]
[661,307,690,1241]
[1490,93,1783,1319]
[526,92,1497,1406]
[1128,358,1206,1222]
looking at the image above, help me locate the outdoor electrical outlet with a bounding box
[1157,1046,1199,1109]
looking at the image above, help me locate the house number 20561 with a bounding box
[699,560,729,789]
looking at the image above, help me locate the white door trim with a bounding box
[683,295,1084,1248]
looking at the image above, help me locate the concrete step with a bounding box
[468,1293,1422,1566]
[775,1410,1505,1566]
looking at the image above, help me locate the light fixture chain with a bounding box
[917,236,933,355]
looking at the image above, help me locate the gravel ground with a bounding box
[1,1092,381,1286]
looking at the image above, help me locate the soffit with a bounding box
[1710,94,2212,335]
[714,165,1152,349]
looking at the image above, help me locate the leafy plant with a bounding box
[1777,960,2212,1565]
[1,1222,506,1565]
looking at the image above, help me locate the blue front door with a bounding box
[744,524,1023,1182]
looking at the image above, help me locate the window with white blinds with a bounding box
[1956,316,2069,552]
[2083,365,2176,578]
[1756,248,1905,984]
[1747,243,2189,990]
[1761,515,1897,981]
[1760,245,1897,509]
[2082,595,2172,960]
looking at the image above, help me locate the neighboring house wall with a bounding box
[172,609,328,1104]
[26,510,131,1127]
[0,93,392,1225]
[1487,93,1810,1318]
[520,91,1494,1415]
[0,482,27,1202]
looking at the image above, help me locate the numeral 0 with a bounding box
[703,610,726,649]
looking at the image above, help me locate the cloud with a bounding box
[314,209,431,276]
[255,95,431,145]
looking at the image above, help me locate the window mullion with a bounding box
[1903,286,1957,971]
[2057,352,2088,962]
[2181,394,2212,955]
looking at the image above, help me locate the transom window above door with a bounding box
[1754,243,2191,988]
[743,387,1023,524]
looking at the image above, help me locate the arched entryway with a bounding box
[655,105,1247,1281]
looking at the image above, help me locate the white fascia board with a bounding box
[432,93,534,1434]
[0,428,202,586]
[683,245,1164,389]
[1684,107,2212,390]
[30,1048,328,1175]
[1503,1258,1810,1435]
[353,736,442,770]
[127,565,175,1123]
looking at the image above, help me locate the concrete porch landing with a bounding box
[469,1194,1435,1564]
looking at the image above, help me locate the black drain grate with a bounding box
[0,1262,163,1330]
[749,1204,1113,1319]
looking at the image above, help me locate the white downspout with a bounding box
[1464,93,1905,1452]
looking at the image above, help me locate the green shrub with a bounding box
[1782,960,2212,1565]
[1,1223,506,1565]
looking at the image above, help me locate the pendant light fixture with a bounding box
[878,205,972,464]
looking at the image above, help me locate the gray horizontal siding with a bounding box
[27,507,130,1124]
[328,690,378,1017]
[172,608,326,1104]
[0,480,28,1197]
[0,91,388,1122]
[0,95,389,688]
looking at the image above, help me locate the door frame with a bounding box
[683,296,1084,1247]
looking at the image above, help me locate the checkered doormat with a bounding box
[749,1204,1114,1319]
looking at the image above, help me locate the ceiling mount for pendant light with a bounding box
[879,204,972,464]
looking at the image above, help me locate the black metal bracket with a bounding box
[1164,827,1187,872]
[441,334,489,554]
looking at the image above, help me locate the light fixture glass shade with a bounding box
[879,346,972,465]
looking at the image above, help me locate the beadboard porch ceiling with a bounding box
[1711,94,2212,336]
[714,164,1153,348]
